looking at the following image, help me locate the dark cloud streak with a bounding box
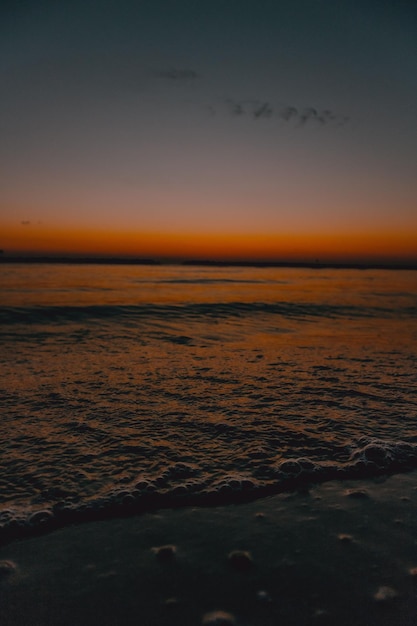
[253,102,273,119]
[222,99,348,127]
[281,106,298,122]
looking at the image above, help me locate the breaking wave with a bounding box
[1,438,417,543]
[0,301,414,325]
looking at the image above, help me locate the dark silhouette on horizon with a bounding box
[0,255,416,270]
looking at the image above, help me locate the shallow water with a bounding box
[0,264,416,537]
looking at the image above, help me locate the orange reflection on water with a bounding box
[0,263,416,515]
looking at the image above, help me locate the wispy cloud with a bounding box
[280,106,298,122]
[254,102,273,119]
[222,99,349,127]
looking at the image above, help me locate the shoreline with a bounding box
[2,457,417,548]
[2,472,417,625]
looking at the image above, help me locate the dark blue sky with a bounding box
[1,0,416,259]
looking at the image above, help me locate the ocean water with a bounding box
[1,263,416,539]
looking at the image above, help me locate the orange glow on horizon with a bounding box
[1,222,416,264]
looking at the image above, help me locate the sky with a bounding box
[1,0,416,262]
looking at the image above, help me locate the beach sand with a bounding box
[2,472,417,625]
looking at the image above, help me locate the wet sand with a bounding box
[2,472,417,625]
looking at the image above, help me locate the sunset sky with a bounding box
[1,0,416,262]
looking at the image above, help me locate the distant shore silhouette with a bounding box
[0,255,416,270]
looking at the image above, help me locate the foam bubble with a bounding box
[202,610,236,625]
[228,550,253,571]
[257,590,272,603]
[374,586,398,602]
[152,545,177,562]
[29,510,53,526]
[215,474,257,494]
[0,560,17,577]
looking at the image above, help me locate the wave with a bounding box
[0,302,414,325]
[1,438,417,545]
[133,278,277,284]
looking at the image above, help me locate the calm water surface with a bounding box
[1,264,416,537]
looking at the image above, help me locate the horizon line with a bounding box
[1,255,416,271]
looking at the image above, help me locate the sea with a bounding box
[1,263,416,540]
